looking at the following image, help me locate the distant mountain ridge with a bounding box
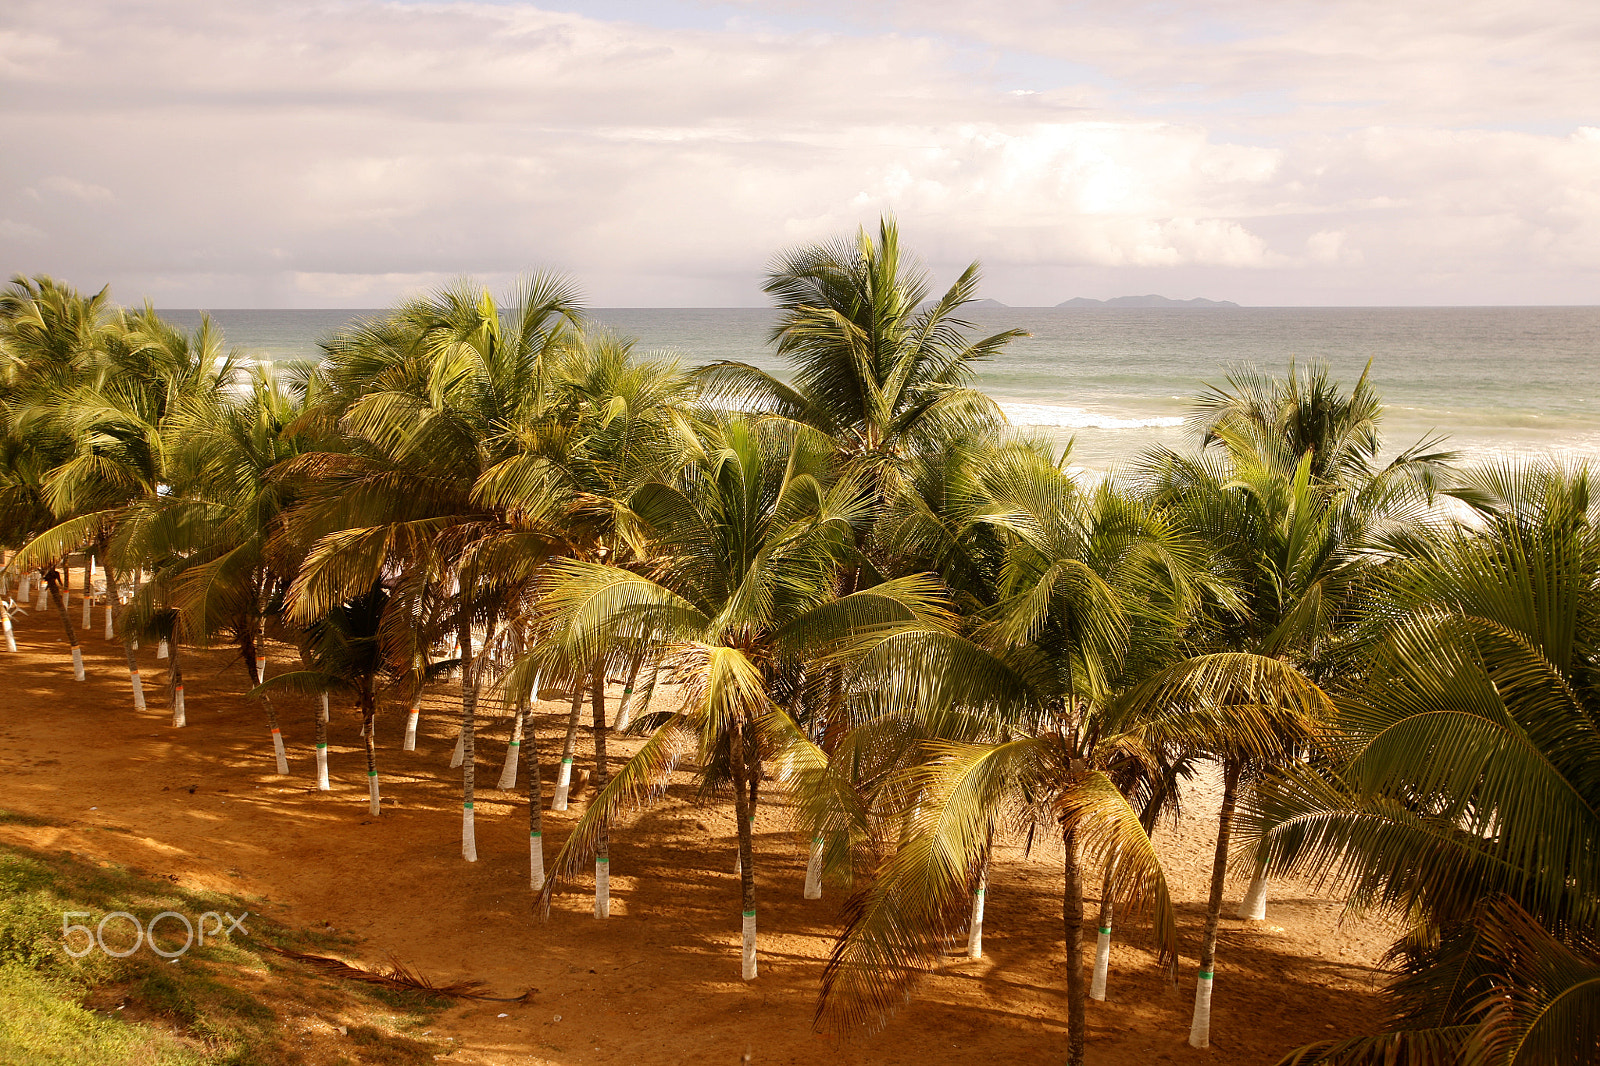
[1057,295,1239,308]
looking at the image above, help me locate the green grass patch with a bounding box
[0,834,445,1066]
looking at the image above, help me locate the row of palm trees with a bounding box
[2,221,1595,1065]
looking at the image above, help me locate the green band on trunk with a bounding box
[1099,926,1111,934]
[1199,971,1213,980]
[530,831,541,838]
[508,740,520,746]
[316,743,327,750]
[368,771,377,777]
[464,801,474,810]
[742,910,756,918]
[597,856,609,864]
[561,756,573,764]
[975,887,985,896]
[623,687,633,694]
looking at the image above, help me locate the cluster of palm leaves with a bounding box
[2,221,1594,1065]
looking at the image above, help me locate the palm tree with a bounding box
[258,582,395,816]
[1188,360,1452,490]
[283,275,588,861]
[123,365,324,770]
[0,275,111,673]
[697,217,1023,545]
[528,417,946,976]
[816,443,1323,1064]
[1257,460,1600,1065]
[1130,363,1442,1048]
[11,303,244,708]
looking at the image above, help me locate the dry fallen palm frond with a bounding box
[268,946,535,1002]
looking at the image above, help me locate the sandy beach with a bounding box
[0,587,1394,1065]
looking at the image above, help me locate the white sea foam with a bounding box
[1000,402,1183,431]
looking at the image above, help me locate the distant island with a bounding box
[1057,295,1239,308]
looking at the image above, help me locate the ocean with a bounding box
[157,306,1600,472]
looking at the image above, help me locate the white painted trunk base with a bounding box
[157,639,168,660]
[1189,973,1214,1048]
[173,685,186,727]
[741,911,757,980]
[1090,927,1112,1000]
[594,857,610,918]
[315,744,329,790]
[804,837,824,899]
[497,740,520,790]
[71,646,85,681]
[450,731,464,768]
[1237,869,1270,920]
[129,669,146,712]
[271,729,288,774]
[552,757,573,811]
[462,804,478,862]
[3,616,14,653]
[530,831,545,890]
[367,772,381,815]
[613,686,634,733]
[968,884,986,959]
[36,585,47,611]
[403,706,419,751]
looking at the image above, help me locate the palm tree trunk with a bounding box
[1190,755,1243,1049]
[45,569,85,681]
[967,862,988,959]
[730,721,758,980]
[35,570,48,611]
[1091,861,1115,1000]
[242,624,288,774]
[100,563,144,710]
[403,686,422,751]
[552,682,584,810]
[81,553,93,630]
[102,578,113,639]
[315,692,331,790]
[497,696,524,790]
[1237,855,1270,920]
[612,653,645,732]
[362,697,381,816]
[1063,825,1087,1066]
[804,834,825,900]
[2,601,15,653]
[459,615,478,862]
[590,670,611,918]
[968,833,993,958]
[524,696,546,891]
[168,640,186,726]
[735,729,760,876]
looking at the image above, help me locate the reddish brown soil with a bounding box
[0,582,1392,1065]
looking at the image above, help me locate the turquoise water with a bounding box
[159,306,1600,471]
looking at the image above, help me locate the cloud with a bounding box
[0,0,1595,306]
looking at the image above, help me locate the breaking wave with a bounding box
[999,402,1184,431]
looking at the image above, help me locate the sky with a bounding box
[2,0,1598,308]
